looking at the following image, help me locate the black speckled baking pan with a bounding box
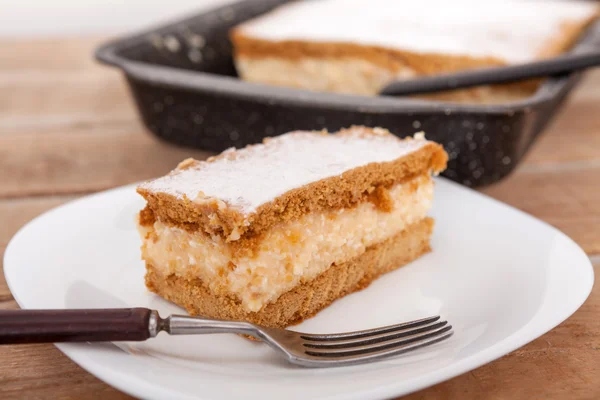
[96,0,600,187]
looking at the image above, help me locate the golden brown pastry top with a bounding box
[137,126,447,241]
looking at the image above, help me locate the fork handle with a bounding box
[0,308,153,344]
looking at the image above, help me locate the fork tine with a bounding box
[304,325,452,357]
[303,320,448,349]
[299,315,441,341]
[300,328,454,366]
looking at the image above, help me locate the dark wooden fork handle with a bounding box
[0,308,152,344]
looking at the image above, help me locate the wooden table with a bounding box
[1,38,599,399]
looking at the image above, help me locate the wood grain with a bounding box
[481,167,600,254]
[0,123,210,198]
[0,71,135,125]
[0,344,130,400]
[0,37,599,399]
[524,72,600,165]
[0,37,108,71]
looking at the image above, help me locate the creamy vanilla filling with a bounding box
[139,175,434,312]
[235,56,416,95]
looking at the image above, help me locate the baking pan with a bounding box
[96,0,600,187]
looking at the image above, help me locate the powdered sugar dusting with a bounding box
[139,128,430,214]
[236,0,598,64]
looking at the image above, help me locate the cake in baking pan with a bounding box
[230,0,599,103]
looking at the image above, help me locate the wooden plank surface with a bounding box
[482,167,600,254]
[0,122,210,198]
[0,345,130,400]
[0,37,599,399]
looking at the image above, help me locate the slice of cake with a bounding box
[230,0,599,103]
[137,126,447,328]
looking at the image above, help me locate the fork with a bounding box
[0,308,453,367]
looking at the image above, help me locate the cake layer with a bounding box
[235,56,416,96]
[139,175,433,312]
[233,0,598,65]
[231,0,598,100]
[137,127,447,241]
[145,217,434,328]
[234,56,540,102]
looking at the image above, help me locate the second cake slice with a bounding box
[137,126,447,327]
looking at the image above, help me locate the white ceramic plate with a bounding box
[4,179,593,400]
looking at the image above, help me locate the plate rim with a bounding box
[3,179,595,400]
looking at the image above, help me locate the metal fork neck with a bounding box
[148,310,258,338]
